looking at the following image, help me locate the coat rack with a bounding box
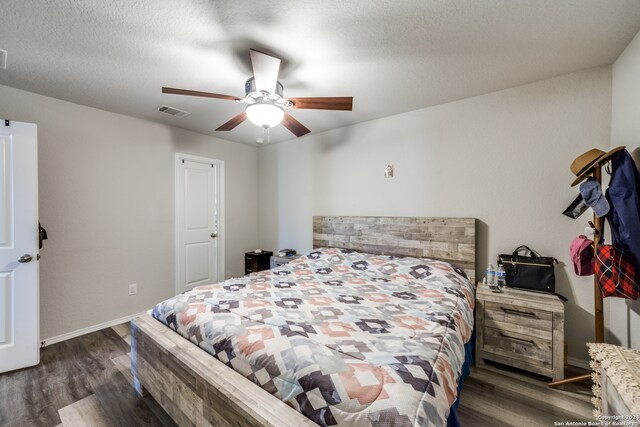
[548,163,605,387]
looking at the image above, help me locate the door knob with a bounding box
[18,254,33,263]
[210,233,218,238]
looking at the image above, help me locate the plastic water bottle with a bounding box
[496,265,506,288]
[486,264,496,287]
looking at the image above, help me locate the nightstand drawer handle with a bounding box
[499,333,535,345]
[500,307,536,317]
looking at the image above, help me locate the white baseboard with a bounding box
[567,356,591,370]
[41,311,148,347]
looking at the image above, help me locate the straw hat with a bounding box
[570,146,625,187]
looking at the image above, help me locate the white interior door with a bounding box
[175,154,224,294]
[0,120,39,373]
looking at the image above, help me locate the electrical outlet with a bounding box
[128,283,137,296]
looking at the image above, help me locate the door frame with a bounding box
[174,153,225,295]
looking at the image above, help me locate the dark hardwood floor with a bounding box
[457,363,593,426]
[0,326,174,427]
[0,323,595,427]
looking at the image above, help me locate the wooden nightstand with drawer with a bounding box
[476,284,565,381]
[244,250,273,275]
[270,255,302,269]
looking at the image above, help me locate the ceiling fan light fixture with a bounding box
[246,103,284,128]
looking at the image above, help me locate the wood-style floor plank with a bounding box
[468,367,593,418]
[111,323,132,346]
[455,400,512,427]
[90,371,172,427]
[58,394,110,427]
[0,326,174,427]
[110,353,134,388]
[461,377,570,426]
[456,363,593,426]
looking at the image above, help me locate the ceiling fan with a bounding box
[162,49,353,138]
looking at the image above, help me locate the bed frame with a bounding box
[313,216,476,283]
[131,216,476,426]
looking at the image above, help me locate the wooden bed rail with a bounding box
[130,314,315,427]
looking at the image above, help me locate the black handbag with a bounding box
[498,245,558,293]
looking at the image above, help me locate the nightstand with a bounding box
[244,251,273,275]
[270,255,302,269]
[476,284,565,381]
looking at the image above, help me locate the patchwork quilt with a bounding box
[152,248,475,427]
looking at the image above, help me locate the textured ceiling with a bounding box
[1,0,640,145]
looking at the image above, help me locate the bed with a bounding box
[131,216,476,427]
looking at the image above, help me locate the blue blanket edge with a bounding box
[446,330,475,427]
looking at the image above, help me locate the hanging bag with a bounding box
[594,222,639,300]
[498,245,558,293]
[570,235,594,276]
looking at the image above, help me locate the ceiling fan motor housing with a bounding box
[245,77,284,98]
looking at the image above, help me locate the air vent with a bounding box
[0,50,7,70]
[156,105,190,118]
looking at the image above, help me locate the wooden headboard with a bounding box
[313,216,476,283]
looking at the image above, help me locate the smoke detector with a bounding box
[0,50,7,70]
[156,105,190,118]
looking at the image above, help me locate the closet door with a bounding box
[175,154,224,294]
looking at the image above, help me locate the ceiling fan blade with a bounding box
[162,87,241,101]
[250,49,281,95]
[282,112,311,138]
[288,97,353,111]
[215,112,247,131]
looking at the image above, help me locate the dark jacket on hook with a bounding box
[605,149,640,270]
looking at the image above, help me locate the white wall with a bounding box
[610,30,640,349]
[0,84,259,340]
[258,67,612,363]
